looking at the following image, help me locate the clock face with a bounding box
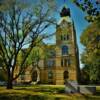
[62,23,66,28]
[61,21,67,28]
[60,24,71,35]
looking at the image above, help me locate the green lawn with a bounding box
[0,85,100,100]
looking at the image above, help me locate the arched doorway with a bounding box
[32,68,40,84]
[64,71,69,84]
[32,71,38,81]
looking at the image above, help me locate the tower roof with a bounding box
[60,6,70,17]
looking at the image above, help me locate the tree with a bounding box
[80,19,100,84]
[72,0,100,22]
[71,0,100,84]
[0,0,56,89]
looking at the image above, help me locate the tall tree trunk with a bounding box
[7,68,13,89]
[7,78,13,89]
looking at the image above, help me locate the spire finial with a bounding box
[60,6,70,17]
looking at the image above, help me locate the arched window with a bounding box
[62,46,68,55]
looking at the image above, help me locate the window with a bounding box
[48,71,53,79]
[61,59,63,67]
[67,59,71,66]
[61,59,67,67]
[21,72,25,80]
[47,50,56,58]
[61,35,63,40]
[62,46,68,55]
[96,35,100,42]
[49,50,56,58]
[67,35,69,40]
[61,58,71,67]
[63,35,66,40]
[64,59,67,66]
[61,34,70,41]
[64,71,69,80]
[47,60,55,68]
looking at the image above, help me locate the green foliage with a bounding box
[17,45,44,66]
[80,19,100,84]
[81,19,100,46]
[26,47,42,66]
[72,0,100,22]
[0,70,7,81]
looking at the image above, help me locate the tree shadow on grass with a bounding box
[95,90,100,96]
[80,91,100,100]
[0,94,48,100]
[14,87,65,94]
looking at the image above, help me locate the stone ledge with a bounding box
[79,85,96,94]
[65,82,96,94]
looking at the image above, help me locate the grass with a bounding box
[0,85,100,100]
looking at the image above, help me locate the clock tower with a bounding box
[55,6,80,84]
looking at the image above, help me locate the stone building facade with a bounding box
[15,7,80,85]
